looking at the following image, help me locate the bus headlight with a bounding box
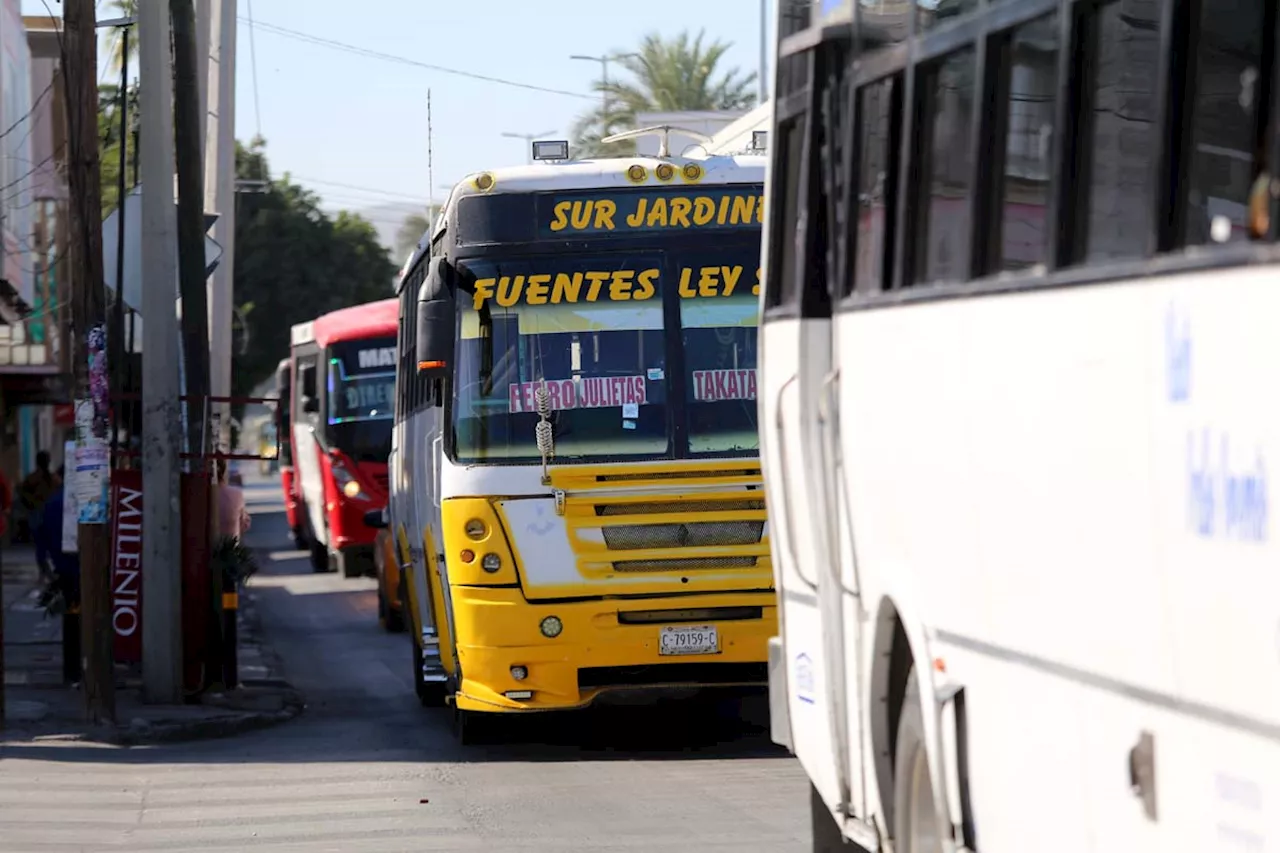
[480,553,502,573]
[464,519,488,540]
[539,616,563,638]
[342,480,363,499]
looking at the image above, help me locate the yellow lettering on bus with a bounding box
[693,197,716,225]
[473,277,496,310]
[549,201,571,232]
[552,272,583,303]
[753,266,762,296]
[670,197,692,228]
[634,268,658,300]
[584,270,610,301]
[525,273,552,305]
[645,197,670,227]
[593,200,617,230]
[721,266,742,296]
[731,195,754,225]
[609,269,635,301]
[675,266,755,298]
[497,275,523,307]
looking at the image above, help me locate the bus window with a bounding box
[1082,0,1159,264]
[1182,0,1270,247]
[913,46,978,285]
[995,12,1060,272]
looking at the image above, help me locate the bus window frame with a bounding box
[768,0,1280,319]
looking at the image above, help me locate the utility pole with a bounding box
[501,130,556,164]
[63,0,114,723]
[205,0,236,462]
[195,0,211,159]
[172,0,211,461]
[139,0,183,703]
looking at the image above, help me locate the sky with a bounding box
[24,0,779,241]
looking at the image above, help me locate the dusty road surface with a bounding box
[0,472,812,852]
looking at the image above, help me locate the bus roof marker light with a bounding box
[626,164,648,184]
[681,162,703,183]
[473,172,495,192]
[655,163,675,182]
[532,140,569,161]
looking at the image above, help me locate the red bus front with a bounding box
[314,336,394,577]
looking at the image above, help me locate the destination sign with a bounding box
[470,265,762,309]
[541,187,764,237]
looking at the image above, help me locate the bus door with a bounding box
[761,39,868,824]
[293,350,327,546]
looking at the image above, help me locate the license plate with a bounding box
[659,625,719,656]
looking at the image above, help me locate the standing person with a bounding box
[35,466,80,684]
[20,451,59,580]
[216,459,251,542]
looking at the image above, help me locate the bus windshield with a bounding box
[450,244,760,464]
[325,337,395,463]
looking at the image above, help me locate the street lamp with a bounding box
[501,130,557,164]
[570,52,638,118]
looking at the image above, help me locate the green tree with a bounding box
[98,81,139,216]
[232,138,399,409]
[105,0,138,72]
[394,205,441,262]
[570,30,758,158]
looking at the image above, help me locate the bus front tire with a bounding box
[453,707,492,746]
[892,667,944,853]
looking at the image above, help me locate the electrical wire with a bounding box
[245,0,263,138]
[238,17,595,101]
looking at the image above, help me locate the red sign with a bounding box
[508,375,649,414]
[110,469,143,663]
[53,404,74,426]
[692,369,756,402]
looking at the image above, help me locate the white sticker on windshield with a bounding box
[622,419,637,430]
[622,402,639,419]
[646,367,664,381]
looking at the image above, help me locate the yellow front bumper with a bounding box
[451,586,776,712]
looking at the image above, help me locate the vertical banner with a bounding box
[61,438,79,552]
[110,469,143,662]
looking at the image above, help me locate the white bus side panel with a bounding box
[760,317,844,812]
[833,264,1279,849]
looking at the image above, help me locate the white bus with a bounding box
[761,1,1277,851]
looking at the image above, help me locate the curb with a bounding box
[9,688,307,746]
[102,688,307,746]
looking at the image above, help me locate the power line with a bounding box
[238,17,595,101]
[245,0,263,138]
[289,173,431,203]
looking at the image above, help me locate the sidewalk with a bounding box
[2,544,303,744]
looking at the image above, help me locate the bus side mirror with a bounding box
[416,257,453,379]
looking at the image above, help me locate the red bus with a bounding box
[288,299,397,577]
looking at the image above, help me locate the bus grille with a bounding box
[595,499,766,572]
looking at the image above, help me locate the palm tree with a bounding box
[106,0,138,72]
[571,30,759,158]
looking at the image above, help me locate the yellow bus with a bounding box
[384,134,773,742]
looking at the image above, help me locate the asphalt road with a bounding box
[0,472,812,852]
